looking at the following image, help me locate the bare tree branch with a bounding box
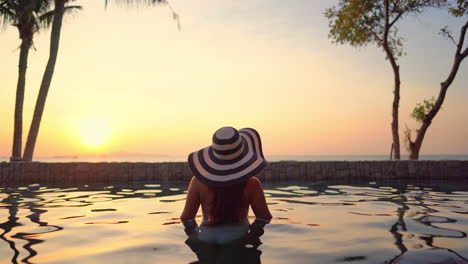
[371,30,383,43]
[389,12,403,28]
[440,26,457,46]
[383,0,390,46]
[456,19,468,57]
[448,35,457,46]
[462,47,468,60]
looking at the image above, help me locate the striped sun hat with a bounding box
[188,127,268,187]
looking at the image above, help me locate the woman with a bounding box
[180,126,272,244]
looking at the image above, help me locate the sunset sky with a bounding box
[0,0,467,160]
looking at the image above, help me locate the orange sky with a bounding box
[0,0,467,159]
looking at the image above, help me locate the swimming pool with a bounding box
[1,181,467,263]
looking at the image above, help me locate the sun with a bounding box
[80,118,111,147]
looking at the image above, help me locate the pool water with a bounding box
[0,181,467,264]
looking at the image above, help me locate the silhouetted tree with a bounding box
[0,0,54,162]
[325,0,446,160]
[22,0,81,162]
[404,1,467,160]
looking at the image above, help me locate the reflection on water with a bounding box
[185,232,263,264]
[0,181,467,263]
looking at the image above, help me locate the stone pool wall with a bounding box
[0,161,467,185]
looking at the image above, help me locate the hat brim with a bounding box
[188,128,267,187]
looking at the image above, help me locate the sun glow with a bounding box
[79,118,111,148]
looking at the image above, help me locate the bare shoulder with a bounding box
[191,176,210,192]
[246,177,263,190]
[189,176,201,189]
[191,175,199,184]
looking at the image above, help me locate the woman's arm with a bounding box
[180,176,201,220]
[180,176,201,235]
[246,177,272,238]
[249,177,273,220]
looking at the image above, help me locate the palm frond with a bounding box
[37,8,53,29]
[0,0,17,11]
[103,0,180,30]
[105,0,165,9]
[63,5,82,22]
[0,5,16,19]
[35,0,51,16]
[36,3,81,30]
[64,5,82,13]
[0,1,9,10]
[0,3,17,29]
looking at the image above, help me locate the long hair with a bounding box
[208,182,248,225]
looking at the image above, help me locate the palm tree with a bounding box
[22,0,80,162]
[0,0,54,162]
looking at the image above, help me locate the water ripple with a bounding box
[0,182,467,263]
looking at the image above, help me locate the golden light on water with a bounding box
[79,118,111,148]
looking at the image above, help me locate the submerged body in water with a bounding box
[180,176,272,244]
[185,227,263,264]
[196,219,250,244]
[180,174,271,263]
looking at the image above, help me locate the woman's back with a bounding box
[181,176,272,225]
[199,179,249,225]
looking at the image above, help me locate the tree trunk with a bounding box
[383,0,401,160]
[390,65,401,160]
[408,141,419,160]
[23,0,66,162]
[11,34,32,162]
[409,20,468,160]
[409,82,457,160]
[10,0,39,162]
